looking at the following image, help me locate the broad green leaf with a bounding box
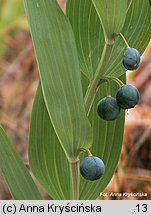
[24,0,92,159]
[0,127,42,200]
[105,0,151,77]
[92,0,127,43]
[79,75,125,199]
[67,0,151,79]
[29,83,70,200]
[29,80,125,200]
[127,0,133,10]
[66,0,104,80]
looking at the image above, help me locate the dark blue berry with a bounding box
[80,156,105,181]
[116,84,140,109]
[123,47,140,70]
[97,96,120,121]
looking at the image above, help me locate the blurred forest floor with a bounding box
[0,0,151,200]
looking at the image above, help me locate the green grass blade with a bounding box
[29,83,71,199]
[0,127,42,200]
[24,0,92,159]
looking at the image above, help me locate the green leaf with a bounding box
[79,75,125,199]
[24,0,92,159]
[66,0,104,80]
[29,83,70,199]
[67,0,151,79]
[105,0,151,77]
[92,0,127,43]
[0,127,42,200]
[29,80,125,200]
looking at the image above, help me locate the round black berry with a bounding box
[116,84,140,109]
[97,96,120,121]
[80,156,105,181]
[123,47,140,70]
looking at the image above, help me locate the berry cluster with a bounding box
[79,44,141,181]
[97,47,140,121]
[97,84,140,121]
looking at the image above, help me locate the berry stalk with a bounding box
[79,148,92,156]
[105,76,125,87]
[118,33,129,48]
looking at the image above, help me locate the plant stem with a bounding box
[69,159,80,200]
[84,43,114,115]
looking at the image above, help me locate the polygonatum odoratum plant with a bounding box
[0,0,151,200]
